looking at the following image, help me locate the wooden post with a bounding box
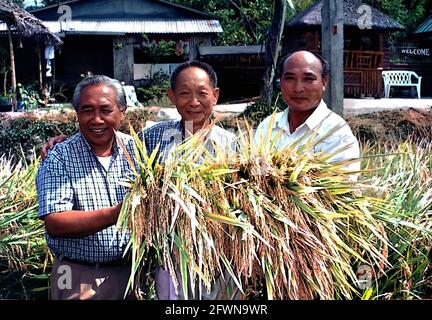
[321,0,344,116]
[113,36,134,84]
[38,44,43,92]
[189,36,199,61]
[6,23,17,111]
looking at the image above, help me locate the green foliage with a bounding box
[0,113,78,162]
[17,83,40,110]
[0,108,157,163]
[136,72,170,106]
[239,93,286,127]
[168,0,274,45]
[361,141,432,299]
[364,0,427,31]
[140,36,177,60]
[120,108,156,133]
[0,156,51,299]
[169,0,430,45]
[167,0,316,46]
[113,41,124,50]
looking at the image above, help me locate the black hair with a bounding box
[278,51,329,78]
[170,60,218,90]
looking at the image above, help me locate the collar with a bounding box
[180,119,217,141]
[78,132,120,158]
[277,100,331,133]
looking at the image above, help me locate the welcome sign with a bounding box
[400,48,431,56]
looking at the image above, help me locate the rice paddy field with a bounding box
[1,109,432,300]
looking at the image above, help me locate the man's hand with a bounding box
[41,134,67,160]
[43,202,123,238]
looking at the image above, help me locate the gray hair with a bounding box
[72,75,127,111]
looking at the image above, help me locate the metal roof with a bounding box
[199,45,265,56]
[0,19,222,35]
[414,14,432,34]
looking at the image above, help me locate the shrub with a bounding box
[0,108,157,163]
[17,83,41,110]
[121,108,156,133]
[239,93,286,127]
[136,72,170,106]
[0,113,78,162]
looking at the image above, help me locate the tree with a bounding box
[9,0,24,7]
[168,0,274,45]
[260,0,288,106]
[364,0,428,31]
[41,0,61,6]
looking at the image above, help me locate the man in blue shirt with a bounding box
[142,61,237,300]
[254,51,360,177]
[40,62,238,300]
[36,75,136,300]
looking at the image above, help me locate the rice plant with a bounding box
[360,140,432,299]
[116,120,409,300]
[1,123,430,300]
[0,155,51,299]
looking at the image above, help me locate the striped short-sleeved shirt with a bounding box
[36,132,135,263]
[140,120,236,162]
[140,120,237,300]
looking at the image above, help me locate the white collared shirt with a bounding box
[254,100,360,174]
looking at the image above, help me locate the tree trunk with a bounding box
[3,70,7,96]
[7,24,17,111]
[260,0,287,107]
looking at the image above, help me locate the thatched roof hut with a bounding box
[0,1,62,48]
[0,1,62,111]
[286,0,404,31]
[282,0,405,98]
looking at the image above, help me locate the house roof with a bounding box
[24,0,222,34]
[0,1,62,47]
[286,0,404,31]
[29,19,222,35]
[199,45,265,56]
[414,14,432,34]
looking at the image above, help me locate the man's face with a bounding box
[168,66,219,132]
[280,52,328,113]
[76,84,125,156]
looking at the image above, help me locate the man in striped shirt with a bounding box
[40,62,238,300]
[36,75,136,300]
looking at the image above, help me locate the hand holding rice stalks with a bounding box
[117,122,394,300]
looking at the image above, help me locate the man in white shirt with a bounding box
[255,50,360,174]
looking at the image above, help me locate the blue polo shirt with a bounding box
[36,132,135,263]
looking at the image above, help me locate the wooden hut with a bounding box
[284,0,404,98]
[0,1,62,110]
[198,45,265,102]
[1,0,222,96]
[398,14,432,98]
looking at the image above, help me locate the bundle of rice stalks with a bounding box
[0,155,50,298]
[117,121,400,300]
[361,140,432,299]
